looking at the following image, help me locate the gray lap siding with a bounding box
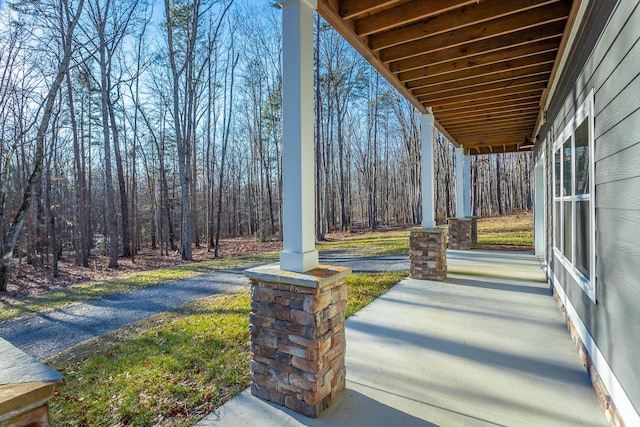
[536,0,640,419]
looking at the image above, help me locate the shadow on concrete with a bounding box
[445,275,552,296]
[347,317,591,388]
[200,387,438,427]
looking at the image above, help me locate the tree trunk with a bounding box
[214,53,238,257]
[99,34,119,268]
[66,69,88,267]
[109,93,131,257]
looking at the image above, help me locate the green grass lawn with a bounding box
[317,230,410,255]
[47,270,407,426]
[476,213,533,248]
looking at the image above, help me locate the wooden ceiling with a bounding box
[317,0,577,154]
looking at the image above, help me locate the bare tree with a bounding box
[0,0,85,291]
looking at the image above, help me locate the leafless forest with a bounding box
[0,0,532,290]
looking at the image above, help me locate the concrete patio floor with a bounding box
[197,250,608,426]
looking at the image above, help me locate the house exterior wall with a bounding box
[536,0,640,423]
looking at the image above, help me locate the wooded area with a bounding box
[0,0,532,290]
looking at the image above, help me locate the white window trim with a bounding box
[552,89,596,303]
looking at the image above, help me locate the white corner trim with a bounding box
[549,266,640,426]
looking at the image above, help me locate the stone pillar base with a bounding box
[1,338,64,427]
[448,217,476,250]
[410,227,447,280]
[245,264,351,418]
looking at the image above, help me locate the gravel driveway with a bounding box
[0,255,409,361]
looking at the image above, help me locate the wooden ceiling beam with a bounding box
[436,103,540,120]
[379,1,571,63]
[461,132,527,143]
[457,138,532,149]
[450,123,535,136]
[411,65,551,95]
[398,42,558,83]
[463,140,524,150]
[419,81,547,107]
[453,134,535,146]
[339,0,399,20]
[354,0,474,36]
[440,112,540,128]
[465,144,526,155]
[431,93,541,113]
[423,87,544,108]
[445,121,540,136]
[406,50,557,89]
[369,0,558,50]
[445,120,539,136]
[389,21,565,73]
[453,131,536,142]
[441,111,540,128]
[414,71,551,103]
[461,135,532,145]
[440,114,539,129]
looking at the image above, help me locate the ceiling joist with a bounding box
[379,1,571,63]
[388,21,566,74]
[367,0,560,50]
[317,0,577,154]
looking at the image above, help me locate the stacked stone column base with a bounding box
[1,338,64,427]
[410,227,448,280]
[448,217,477,250]
[245,264,351,418]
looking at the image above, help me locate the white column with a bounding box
[534,160,545,257]
[463,153,471,217]
[280,0,318,273]
[421,113,436,229]
[455,147,464,219]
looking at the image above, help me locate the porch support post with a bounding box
[455,147,464,219]
[245,0,348,418]
[463,153,471,217]
[280,0,318,273]
[411,111,447,280]
[464,154,477,245]
[449,149,475,250]
[420,112,436,229]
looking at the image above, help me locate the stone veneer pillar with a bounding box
[448,217,478,250]
[245,264,351,418]
[410,227,448,280]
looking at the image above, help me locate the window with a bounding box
[553,89,595,302]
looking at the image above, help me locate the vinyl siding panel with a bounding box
[596,107,640,160]
[596,177,640,210]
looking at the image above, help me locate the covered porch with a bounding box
[232,0,603,423]
[199,250,607,426]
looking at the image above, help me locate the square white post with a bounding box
[463,153,471,217]
[421,113,436,229]
[455,147,465,219]
[280,0,318,272]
